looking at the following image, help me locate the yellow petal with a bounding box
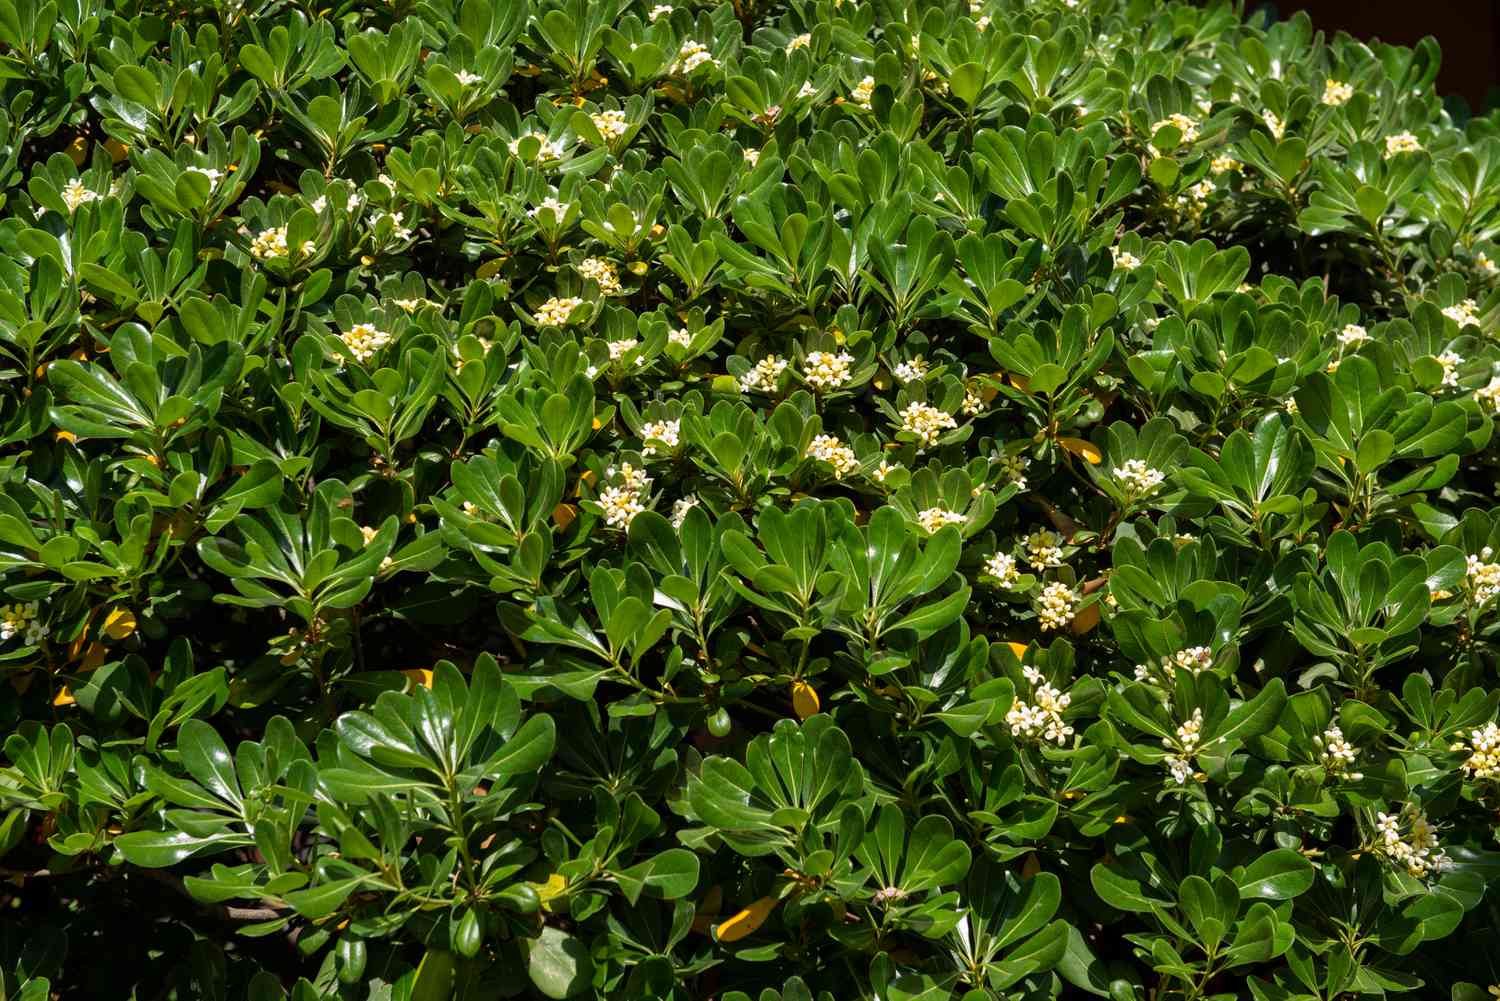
[790,681,819,720]
[714,896,778,943]
[102,608,136,640]
[1058,437,1102,464]
[403,668,434,689]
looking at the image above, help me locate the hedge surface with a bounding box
[4,0,1500,998]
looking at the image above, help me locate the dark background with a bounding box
[1270,0,1500,112]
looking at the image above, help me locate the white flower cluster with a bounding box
[250,225,292,260]
[803,350,854,390]
[892,355,928,383]
[1459,721,1500,781]
[899,401,956,448]
[599,463,651,529]
[670,496,698,529]
[1337,323,1370,347]
[454,69,482,87]
[1466,548,1500,605]
[669,41,716,75]
[806,434,859,478]
[1322,78,1354,106]
[340,323,392,364]
[739,355,789,394]
[916,506,965,534]
[1037,581,1077,631]
[1384,132,1422,158]
[62,178,100,212]
[1478,251,1498,274]
[0,602,46,645]
[607,338,638,362]
[1114,458,1166,497]
[1110,247,1141,271]
[1436,350,1463,389]
[1006,666,1073,744]
[1174,179,1215,218]
[640,419,680,456]
[1375,806,1450,878]
[578,256,623,295]
[668,327,693,348]
[1475,377,1500,412]
[1443,298,1480,327]
[534,296,582,326]
[1210,155,1241,175]
[1149,113,1199,146]
[1315,724,1360,777]
[529,196,569,220]
[983,551,1020,587]
[1133,646,1213,683]
[1262,111,1286,140]
[590,110,628,142]
[961,391,982,416]
[1164,708,1204,784]
[996,453,1029,490]
[370,209,413,241]
[1024,529,1063,569]
[648,3,671,20]
[851,75,876,108]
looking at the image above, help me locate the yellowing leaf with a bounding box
[628,259,650,274]
[715,896,778,943]
[1021,853,1041,879]
[476,258,505,279]
[790,681,819,720]
[553,503,577,531]
[1006,642,1029,661]
[1008,373,1031,393]
[53,686,76,707]
[105,139,129,164]
[1058,437,1102,464]
[403,668,434,689]
[56,431,76,444]
[532,872,569,912]
[66,135,88,167]
[102,608,136,640]
[1070,602,1101,637]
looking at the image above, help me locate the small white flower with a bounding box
[668,327,693,348]
[1318,724,1359,775]
[892,356,929,383]
[1478,251,1498,275]
[1322,79,1353,106]
[669,40,716,75]
[250,225,290,260]
[786,33,811,53]
[1150,113,1199,145]
[608,338,639,362]
[340,323,392,364]
[743,148,761,166]
[1384,132,1422,158]
[739,355,789,394]
[1037,582,1077,631]
[872,458,900,483]
[670,496,699,529]
[806,434,859,478]
[851,75,876,109]
[0,602,46,645]
[984,552,1019,587]
[648,3,672,20]
[534,296,583,326]
[1474,376,1500,412]
[1443,298,1480,327]
[1436,350,1463,389]
[579,257,624,295]
[1459,721,1500,781]
[803,350,855,390]
[640,419,680,456]
[1113,458,1166,497]
[455,70,482,87]
[916,506,966,534]
[1262,110,1286,139]
[590,110,629,142]
[898,401,957,449]
[1337,323,1369,347]
[1110,247,1141,271]
[528,196,570,220]
[1024,529,1063,570]
[61,178,99,213]
[186,166,224,183]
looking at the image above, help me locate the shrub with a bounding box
[5,0,1500,997]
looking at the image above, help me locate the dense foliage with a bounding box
[8,0,1500,997]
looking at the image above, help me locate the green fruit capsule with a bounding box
[452,906,484,958]
[707,708,732,737]
[336,937,367,983]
